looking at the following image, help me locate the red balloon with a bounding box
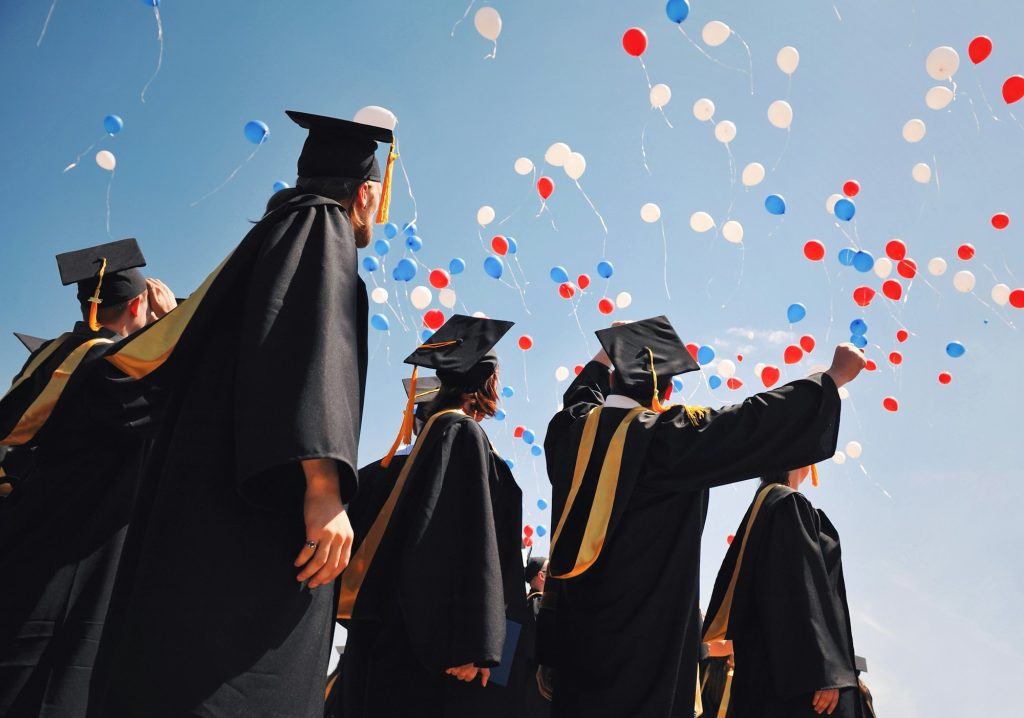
[761,365,781,388]
[842,180,860,197]
[882,396,899,412]
[853,286,876,307]
[882,279,903,301]
[598,297,614,315]
[726,534,735,545]
[622,27,648,57]
[736,354,743,362]
[957,244,975,261]
[1009,289,1024,308]
[896,329,909,343]
[518,335,534,351]
[686,343,700,362]
[992,212,1010,230]
[514,425,525,438]
[523,536,534,548]
[537,176,555,200]
[726,377,743,390]
[577,274,591,290]
[429,268,450,289]
[558,282,576,299]
[784,345,804,364]
[897,258,918,279]
[523,525,534,537]
[491,235,509,255]
[1002,75,1024,104]
[889,351,903,366]
[423,309,445,330]
[574,364,584,375]
[968,35,993,64]
[938,371,952,385]
[799,335,816,353]
[885,239,907,261]
[803,239,826,262]
[865,359,878,372]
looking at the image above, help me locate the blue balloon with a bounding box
[449,257,466,275]
[849,319,868,336]
[597,260,615,279]
[420,329,434,343]
[505,458,515,470]
[272,180,290,192]
[851,334,868,348]
[671,377,684,393]
[834,198,856,221]
[362,256,380,272]
[697,345,716,365]
[837,248,856,266]
[374,239,390,256]
[666,0,690,23]
[141,0,159,6]
[852,251,875,273]
[709,375,723,390]
[494,408,506,421]
[393,257,418,282]
[506,236,518,255]
[537,498,549,510]
[103,115,124,135]
[535,524,547,536]
[384,222,399,239]
[765,194,786,215]
[370,314,389,331]
[786,303,807,323]
[946,341,966,358]
[405,235,423,252]
[403,221,417,236]
[484,255,504,279]
[244,120,269,145]
[501,385,515,398]
[549,266,570,284]
[522,429,536,445]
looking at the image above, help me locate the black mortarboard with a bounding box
[56,239,147,329]
[404,314,514,388]
[286,110,393,182]
[13,333,48,354]
[403,375,442,405]
[595,316,699,404]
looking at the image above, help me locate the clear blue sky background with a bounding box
[2,1,1022,713]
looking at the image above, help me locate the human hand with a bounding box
[812,688,839,715]
[145,278,177,322]
[824,343,867,388]
[446,663,489,687]
[295,460,353,589]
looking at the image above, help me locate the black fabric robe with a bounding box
[94,190,368,717]
[538,361,841,718]
[0,323,158,718]
[340,412,528,718]
[704,486,863,718]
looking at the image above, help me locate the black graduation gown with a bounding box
[340,411,528,718]
[704,487,863,718]
[0,323,158,718]
[537,361,841,718]
[95,190,368,717]
[521,592,551,718]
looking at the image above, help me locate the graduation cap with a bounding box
[402,375,441,405]
[13,333,48,354]
[55,239,147,331]
[286,109,398,224]
[595,316,699,412]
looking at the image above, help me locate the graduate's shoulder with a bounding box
[258,191,350,231]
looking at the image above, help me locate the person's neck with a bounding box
[99,321,129,338]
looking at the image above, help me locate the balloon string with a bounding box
[770,128,792,174]
[724,142,736,192]
[637,57,653,90]
[63,133,106,173]
[657,106,673,129]
[521,351,531,402]
[398,151,419,224]
[822,263,835,346]
[484,40,497,61]
[971,292,1016,330]
[659,218,671,300]
[733,32,755,95]
[832,1,843,21]
[190,140,264,207]
[450,0,476,37]
[971,69,1000,123]
[676,27,749,79]
[105,170,115,237]
[640,122,653,177]
[567,301,593,357]
[140,6,164,103]
[37,0,58,47]
[574,180,609,236]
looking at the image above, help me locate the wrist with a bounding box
[823,369,846,389]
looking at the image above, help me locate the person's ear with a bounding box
[128,293,146,318]
[358,181,372,210]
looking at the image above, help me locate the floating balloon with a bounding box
[477,205,496,226]
[709,375,723,390]
[846,441,863,459]
[403,222,418,236]
[692,98,716,121]
[843,180,860,197]
[991,213,1010,229]
[449,257,466,275]
[833,451,847,464]
[886,239,907,260]
[767,100,793,129]
[538,498,550,511]
[714,120,737,143]
[406,235,423,252]
[784,345,803,364]
[598,297,614,314]
[545,143,571,167]
[938,372,953,385]
[666,0,690,23]
[761,365,780,388]
[882,279,903,301]
[912,163,932,184]
[764,194,786,215]
[826,193,843,214]
[597,260,615,278]
[558,282,576,299]
[991,283,1011,306]
[103,115,124,135]
[577,274,591,290]
[423,310,445,331]
[800,335,816,353]
[896,329,909,343]
[474,6,502,41]
[272,180,289,192]
[616,291,633,309]
[969,36,992,64]
[506,389,518,400]
[874,257,893,279]
[491,235,509,255]
[742,162,765,187]
[537,176,555,199]
[244,120,269,145]
[690,211,715,232]
[549,266,569,283]
[946,341,966,358]
[484,255,504,279]
[927,257,947,276]
[564,152,587,180]
[717,359,737,378]
[902,118,926,143]
[555,366,570,382]
[926,46,960,81]
[506,237,518,255]
[834,198,856,221]
[953,270,976,293]
[882,396,899,412]
[429,269,450,289]
[702,20,731,47]
[410,285,433,310]
[650,83,672,108]
[363,256,380,272]
[851,335,868,349]
[697,345,716,365]
[889,351,903,366]
[1011,289,1024,309]
[95,150,116,171]
[776,46,800,75]
[897,258,918,279]
[852,251,875,273]
[622,27,648,57]
[803,240,826,262]
[853,286,876,307]
[838,248,856,267]
[640,203,662,223]
[518,335,534,351]
[925,85,955,110]
[726,378,744,390]
[370,314,390,331]
[514,157,534,175]
[439,288,457,309]
[722,220,743,244]
[957,244,975,261]
[1002,76,1024,104]
[370,287,388,304]
[787,303,807,323]
[383,223,399,239]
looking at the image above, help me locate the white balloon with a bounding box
[741,162,765,187]
[439,287,457,309]
[925,85,955,110]
[702,20,731,47]
[615,291,633,309]
[754,362,766,377]
[410,285,433,310]
[514,157,534,175]
[692,98,716,122]
[846,441,863,459]
[564,152,587,181]
[776,46,800,75]
[926,46,959,81]
[833,451,847,465]
[911,162,932,184]
[370,287,389,304]
[95,150,116,171]
[650,83,672,109]
[716,359,737,379]
[953,270,976,293]
[902,118,927,143]
[767,100,793,129]
[353,106,397,131]
[640,202,661,223]
[826,193,843,214]
[928,257,948,276]
[992,283,1011,306]
[873,257,893,279]
[555,366,570,382]
[544,142,572,167]
[471,311,489,319]
[690,211,715,233]
[722,220,744,244]
[474,6,502,41]
[714,120,737,143]
[837,387,850,401]
[477,205,496,226]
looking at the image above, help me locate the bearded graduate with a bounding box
[536,316,867,718]
[338,315,529,718]
[702,466,871,717]
[94,109,395,717]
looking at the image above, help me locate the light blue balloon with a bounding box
[851,334,868,348]
[272,180,290,192]
[449,257,466,275]
[849,319,868,336]
[787,303,807,323]
[522,429,536,445]
[362,256,379,272]
[946,341,966,358]
[549,266,570,284]
[697,345,716,365]
[494,409,506,421]
[384,222,399,239]
[244,120,269,145]
[709,375,723,390]
[103,115,124,135]
[370,314,389,331]
[535,523,547,536]
[484,255,504,279]
[666,0,690,23]
[501,385,515,398]
[852,251,875,273]
[537,498,549,510]
[597,260,615,279]
[403,221,417,236]
[406,235,423,252]
[671,377,684,393]
[838,248,856,266]
[505,458,515,470]
[765,194,786,215]
[506,236,518,255]
[834,198,856,221]
[421,329,434,343]
[374,239,390,256]
[141,0,159,6]
[394,257,418,282]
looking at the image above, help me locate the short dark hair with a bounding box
[79,296,138,324]
[296,176,365,202]
[422,370,500,421]
[759,470,790,488]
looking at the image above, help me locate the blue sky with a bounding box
[2,1,1022,712]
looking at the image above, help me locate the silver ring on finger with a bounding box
[305,540,319,550]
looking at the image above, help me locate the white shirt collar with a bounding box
[604,394,642,409]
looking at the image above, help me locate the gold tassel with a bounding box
[684,404,708,427]
[375,139,398,225]
[645,346,707,424]
[811,463,819,487]
[87,257,108,332]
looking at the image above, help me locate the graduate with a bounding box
[536,316,867,718]
[338,315,529,718]
[702,466,871,717]
[95,109,390,717]
[0,240,175,717]
[521,556,552,718]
